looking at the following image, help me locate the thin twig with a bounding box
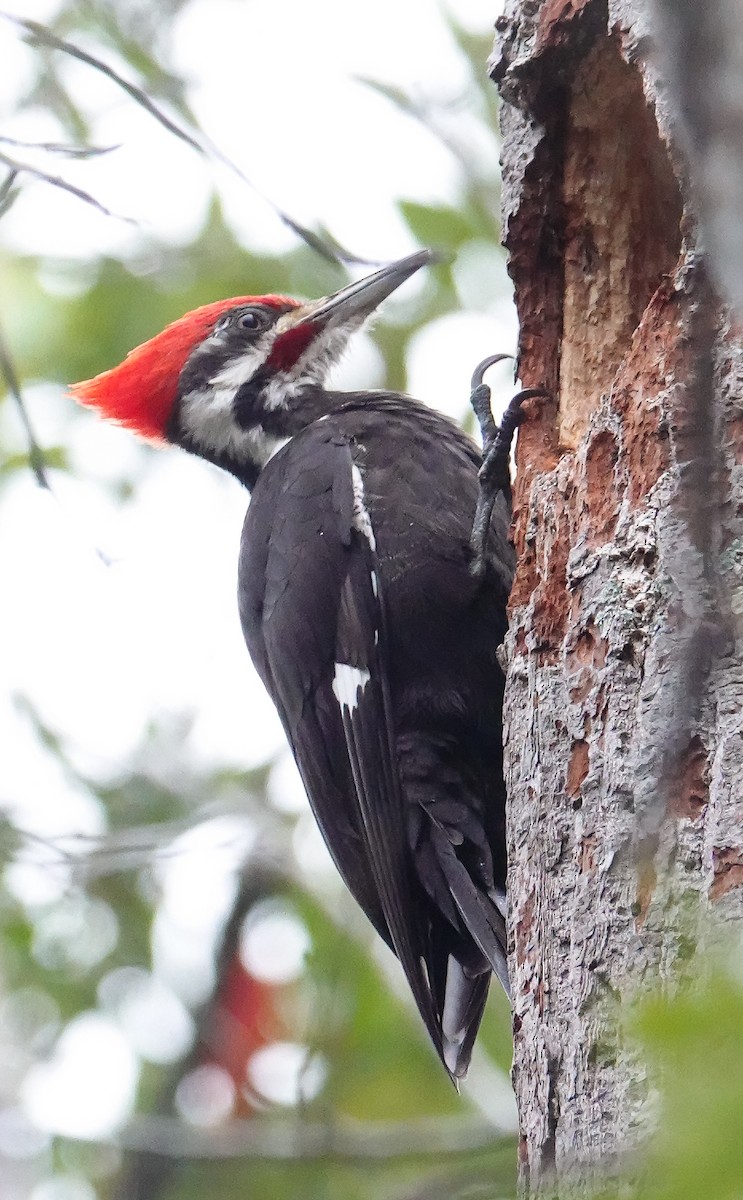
[0,134,118,158]
[0,166,18,216]
[11,820,260,876]
[0,148,133,221]
[0,10,376,265]
[0,318,52,490]
[0,319,112,562]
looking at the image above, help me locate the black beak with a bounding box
[304,249,434,327]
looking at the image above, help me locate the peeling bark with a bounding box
[490,1,743,1193]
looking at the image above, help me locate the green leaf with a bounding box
[398,200,477,251]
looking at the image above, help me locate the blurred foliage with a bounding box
[0,3,517,1200]
[573,949,743,1200]
[631,953,743,1200]
[3,7,743,1200]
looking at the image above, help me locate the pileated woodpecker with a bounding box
[70,249,522,1080]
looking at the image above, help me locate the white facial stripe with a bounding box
[332,663,370,714]
[264,374,301,411]
[178,311,365,468]
[179,387,287,466]
[210,344,268,392]
[197,318,353,416]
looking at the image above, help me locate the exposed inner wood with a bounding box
[559,39,683,448]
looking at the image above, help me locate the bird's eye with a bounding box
[212,307,268,337]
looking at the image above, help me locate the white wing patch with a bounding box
[442,956,470,1074]
[490,887,508,920]
[351,463,376,550]
[332,663,371,714]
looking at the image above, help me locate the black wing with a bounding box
[237,423,445,1061]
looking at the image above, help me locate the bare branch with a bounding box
[0,167,19,216]
[0,318,52,491]
[0,134,119,158]
[0,11,376,265]
[0,333,112,563]
[0,147,133,221]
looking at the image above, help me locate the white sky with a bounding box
[0,0,516,1154]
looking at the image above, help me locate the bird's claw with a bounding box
[468,358,550,578]
[470,353,513,393]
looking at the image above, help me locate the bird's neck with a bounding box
[175,384,352,491]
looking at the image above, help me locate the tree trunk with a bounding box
[490,0,743,1192]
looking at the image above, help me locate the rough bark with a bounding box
[490,1,743,1193]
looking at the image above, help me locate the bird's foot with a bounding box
[469,355,549,579]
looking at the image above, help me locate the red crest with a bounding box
[69,295,297,441]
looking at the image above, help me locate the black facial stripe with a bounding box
[177,344,218,398]
[177,302,295,400]
[233,370,270,430]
